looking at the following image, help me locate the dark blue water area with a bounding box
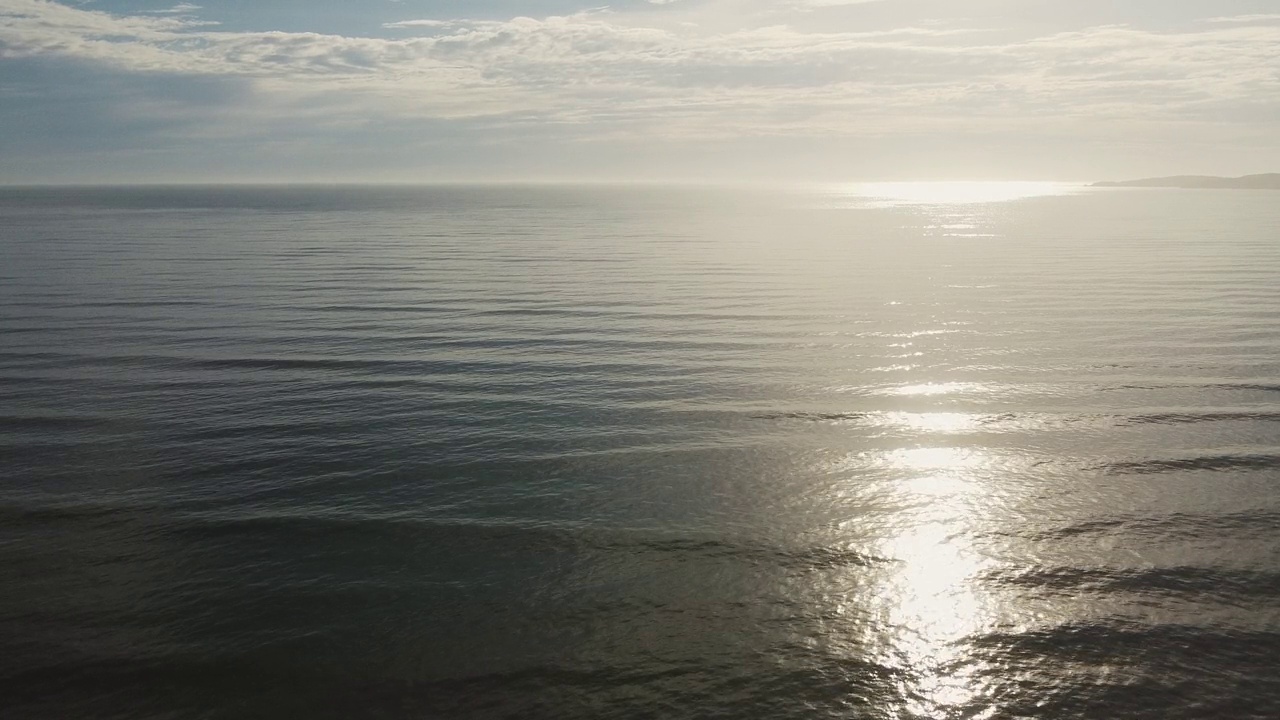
[2,184,1280,719]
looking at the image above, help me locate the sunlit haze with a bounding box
[3,0,1280,183]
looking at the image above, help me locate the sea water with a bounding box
[2,184,1279,718]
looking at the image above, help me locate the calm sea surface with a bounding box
[2,184,1279,719]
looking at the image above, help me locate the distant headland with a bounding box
[1092,174,1280,189]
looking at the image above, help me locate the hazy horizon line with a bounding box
[0,178,1138,189]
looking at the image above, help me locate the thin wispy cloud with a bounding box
[148,3,202,14]
[1205,14,1280,24]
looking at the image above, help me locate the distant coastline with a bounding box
[1092,174,1280,189]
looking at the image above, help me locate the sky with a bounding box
[2,0,1279,183]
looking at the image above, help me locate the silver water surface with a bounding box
[2,184,1279,719]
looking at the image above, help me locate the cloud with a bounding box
[2,0,1279,180]
[4,0,1278,127]
[792,0,887,7]
[148,3,201,14]
[383,19,454,29]
[1205,14,1280,24]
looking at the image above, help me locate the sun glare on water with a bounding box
[828,181,1080,206]
[822,401,1031,715]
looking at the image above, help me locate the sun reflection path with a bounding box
[881,509,995,719]
[860,413,1008,717]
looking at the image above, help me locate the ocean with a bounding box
[1,183,1278,719]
